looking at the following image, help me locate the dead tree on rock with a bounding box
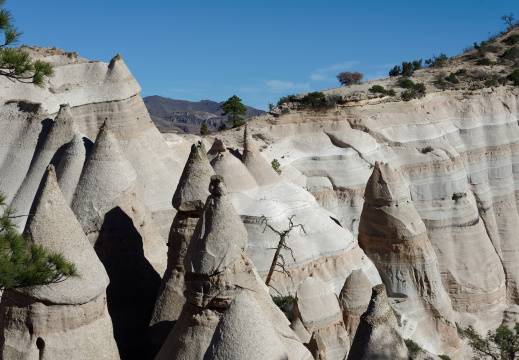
[260,215,306,287]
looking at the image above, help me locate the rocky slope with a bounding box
[144,95,265,134]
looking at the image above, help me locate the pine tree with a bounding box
[221,95,248,128]
[0,190,77,291]
[0,0,53,86]
[200,121,210,135]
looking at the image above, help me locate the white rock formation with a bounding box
[156,176,311,360]
[291,277,349,360]
[347,284,408,360]
[339,269,372,345]
[204,290,289,360]
[358,162,461,357]
[207,131,381,296]
[0,165,119,359]
[150,142,215,345]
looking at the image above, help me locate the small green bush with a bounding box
[401,61,413,77]
[476,57,496,66]
[445,73,460,84]
[455,68,467,75]
[389,65,401,77]
[498,77,508,85]
[300,91,326,108]
[413,82,426,93]
[277,94,297,106]
[271,159,282,174]
[369,85,395,96]
[484,79,496,87]
[271,294,294,320]
[412,59,422,71]
[504,34,519,45]
[401,91,415,101]
[425,52,448,68]
[404,339,423,356]
[438,356,451,360]
[399,78,415,89]
[502,46,519,60]
[509,69,519,85]
[200,122,210,135]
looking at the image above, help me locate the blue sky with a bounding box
[8,0,518,110]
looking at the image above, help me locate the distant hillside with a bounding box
[143,96,265,134]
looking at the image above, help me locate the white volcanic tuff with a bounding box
[208,130,381,295]
[0,165,119,360]
[10,104,78,228]
[291,277,350,360]
[56,132,91,204]
[358,162,460,357]
[150,142,215,345]
[339,269,372,345]
[347,284,409,360]
[157,176,311,360]
[204,290,288,360]
[252,90,517,331]
[71,119,167,275]
[0,51,183,235]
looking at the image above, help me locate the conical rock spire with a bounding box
[184,175,247,275]
[347,284,408,360]
[0,165,120,360]
[241,125,281,186]
[204,290,288,360]
[150,142,215,344]
[173,142,215,212]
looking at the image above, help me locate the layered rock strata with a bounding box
[207,130,381,295]
[149,142,215,345]
[339,269,372,345]
[0,49,182,239]
[291,277,349,360]
[347,284,408,360]
[255,91,513,330]
[71,119,167,359]
[156,176,311,360]
[0,165,119,359]
[358,162,460,357]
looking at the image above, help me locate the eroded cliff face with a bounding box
[222,87,519,335]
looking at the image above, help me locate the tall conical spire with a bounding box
[347,284,408,360]
[184,175,247,275]
[150,142,215,345]
[24,165,109,303]
[241,125,281,186]
[172,142,215,212]
[204,290,288,360]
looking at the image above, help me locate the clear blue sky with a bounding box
[8,0,518,110]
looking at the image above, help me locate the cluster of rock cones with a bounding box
[0,104,460,359]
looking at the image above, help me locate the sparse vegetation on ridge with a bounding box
[337,71,363,86]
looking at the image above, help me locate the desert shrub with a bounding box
[477,57,496,66]
[504,34,519,45]
[462,45,473,54]
[401,61,413,77]
[509,69,519,85]
[389,65,401,77]
[456,68,467,75]
[300,91,326,108]
[401,91,415,101]
[413,82,426,93]
[445,73,460,84]
[277,94,297,107]
[475,70,489,80]
[337,71,363,86]
[502,46,519,60]
[485,79,497,87]
[412,59,422,71]
[387,89,396,96]
[271,294,294,320]
[369,85,395,96]
[404,339,423,357]
[200,122,210,135]
[271,159,281,174]
[399,78,415,89]
[499,76,509,85]
[425,52,448,68]
[438,356,451,360]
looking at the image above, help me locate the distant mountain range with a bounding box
[143,96,265,134]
